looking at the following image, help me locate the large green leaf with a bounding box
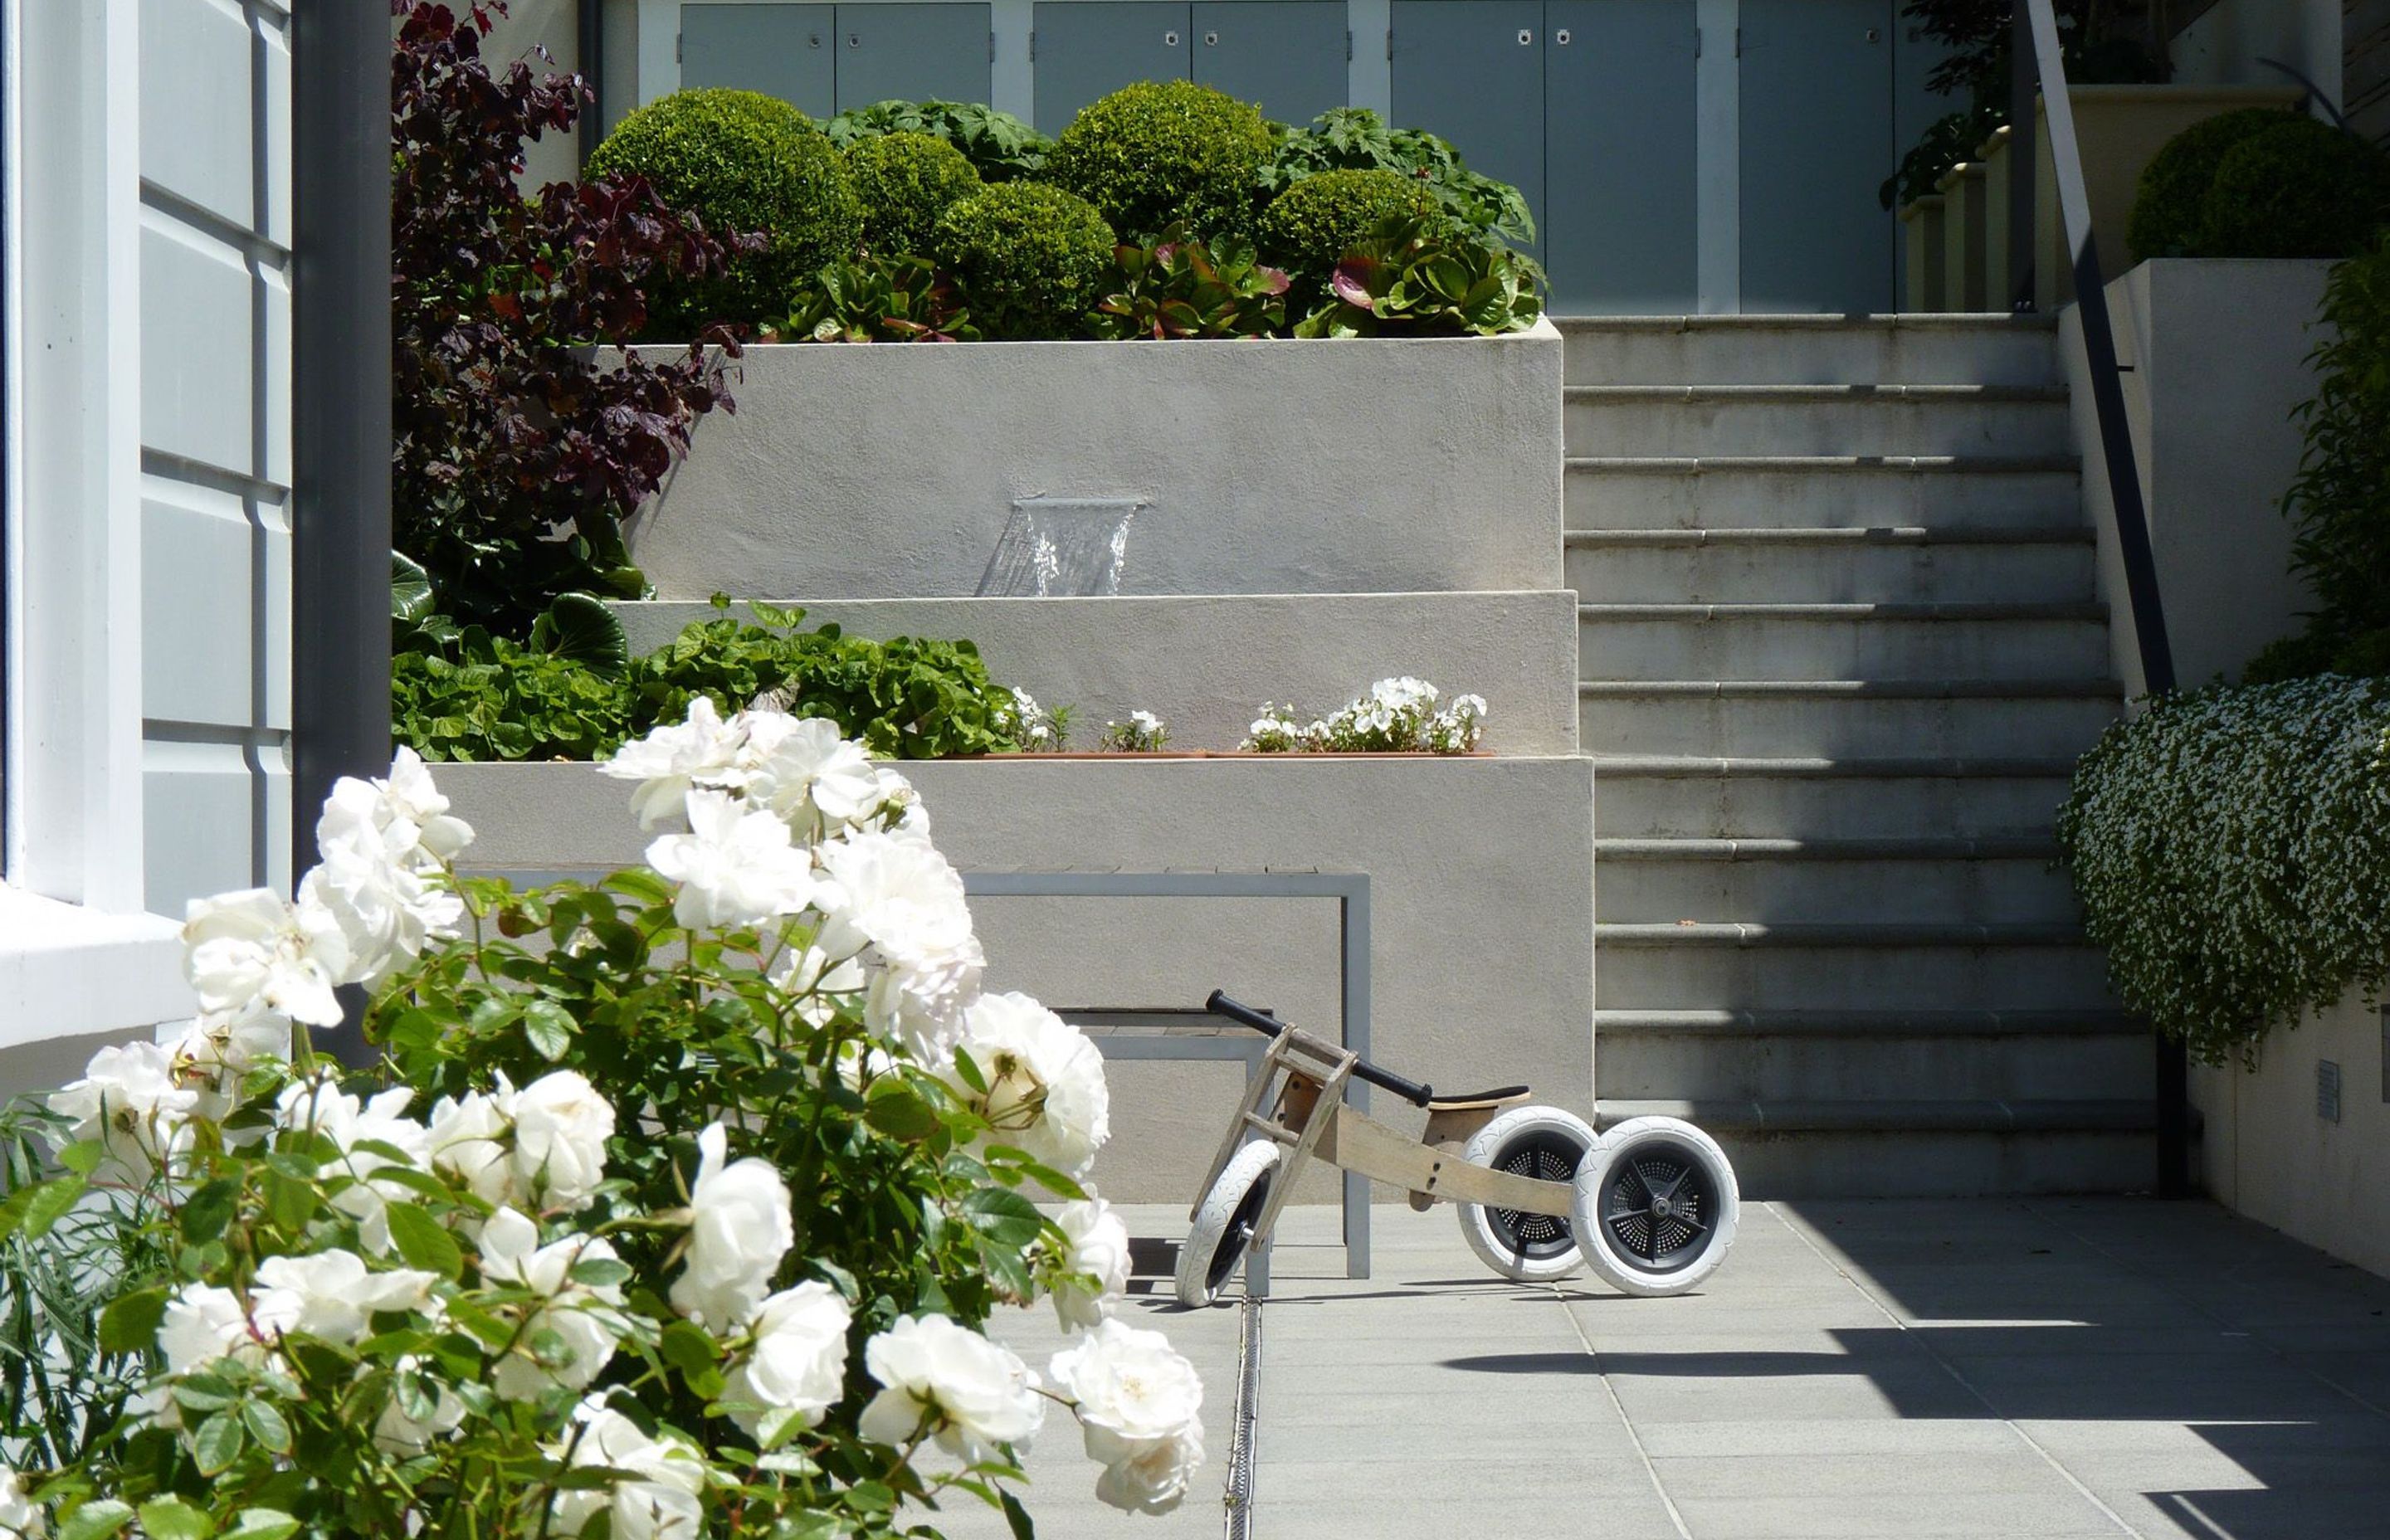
[529,593,632,680]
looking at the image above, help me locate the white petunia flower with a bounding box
[669,1124,793,1331]
[1049,1317,1207,1514]
[1051,1197,1132,1329]
[948,992,1110,1179]
[46,1041,199,1182]
[733,714,885,840]
[812,828,984,1061]
[546,1398,708,1540]
[251,1250,441,1346]
[477,1208,628,1401]
[0,1464,43,1538]
[599,696,747,831]
[183,887,349,1030]
[857,1314,1043,1464]
[510,1070,614,1213]
[646,789,821,931]
[725,1281,852,1439]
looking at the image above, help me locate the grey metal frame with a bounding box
[961,870,1376,1279]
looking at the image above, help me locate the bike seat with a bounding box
[1422,1085,1533,1112]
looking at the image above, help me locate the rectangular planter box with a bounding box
[441,754,1594,1202]
[620,324,1565,602]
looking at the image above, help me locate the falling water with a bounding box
[976,497,1144,597]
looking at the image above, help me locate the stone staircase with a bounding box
[1563,314,2156,1196]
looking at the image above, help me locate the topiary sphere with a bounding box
[1257,168,1443,301]
[845,131,983,257]
[586,88,862,332]
[1042,80,1273,241]
[2126,107,2299,261]
[2200,117,2390,260]
[929,182,1115,339]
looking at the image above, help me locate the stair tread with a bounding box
[1578,600,2107,621]
[1590,753,2081,777]
[1597,835,2060,860]
[1597,919,2090,946]
[1567,383,2069,402]
[1567,453,2080,473]
[1594,1098,2158,1133]
[1554,313,2060,333]
[1566,524,2090,545]
[1579,677,2122,699]
[1596,1007,2143,1036]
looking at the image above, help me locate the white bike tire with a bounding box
[1571,1115,1739,1298]
[1456,1104,1598,1281]
[1175,1140,1283,1307]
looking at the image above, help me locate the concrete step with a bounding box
[1595,836,2079,925]
[1566,456,2083,532]
[1594,1008,2153,1104]
[1594,921,2116,1012]
[1564,384,2074,459]
[1578,601,2110,679]
[1591,755,2078,841]
[1565,526,2095,605]
[1578,678,2122,758]
[1556,313,2062,387]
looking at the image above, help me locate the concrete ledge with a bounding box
[440,755,1594,1201]
[620,325,1564,600]
[617,592,1579,755]
[0,888,189,1052]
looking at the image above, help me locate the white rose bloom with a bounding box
[427,1081,521,1211]
[1051,1198,1133,1330]
[183,887,349,1030]
[510,1070,614,1212]
[669,1123,794,1331]
[812,829,984,1061]
[148,1284,292,1425]
[725,1282,851,1438]
[768,943,869,1030]
[302,786,464,987]
[547,1399,708,1540]
[599,696,747,831]
[168,1006,295,1081]
[734,714,885,839]
[856,1314,1043,1464]
[949,992,1111,1179]
[374,746,475,862]
[477,1208,627,1401]
[869,766,930,837]
[1049,1318,1207,1514]
[372,1355,467,1453]
[646,790,821,932]
[252,1250,441,1345]
[275,1080,431,1254]
[0,1464,42,1538]
[46,1041,199,1182]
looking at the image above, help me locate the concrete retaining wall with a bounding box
[616,592,1580,755]
[620,324,1564,601]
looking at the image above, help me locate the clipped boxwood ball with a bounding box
[2127,107,2297,261]
[1258,168,1442,300]
[930,182,1115,339]
[846,130,983,256]
[2202,117,2390,260]
[586,88,862,332]
[1043,80,1273,241]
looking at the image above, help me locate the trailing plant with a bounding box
[1256,167,1444,309]
[2056,678,2390,1063]
[1043,80,1275,242]
[1090,225,1290,340]
[824,99,1052,183]
[769,253,980,343]
[843,131,983,257]
[1293,217,1544,338]
[0,729,1204,1535]
[1260,109,1533,248]
[930,183,1116,339]
[1095,711,1170,753]
[1241,677,1486,753]
[2125,106,2295,261]
[2199,117,2390,260]
[584,87,863,334]
[392,2,746,631]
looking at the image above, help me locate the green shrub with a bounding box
[1090,224,1290,339]
[2200,117,2390,260]
[1293,217,1544,338]
[930,181,1115,338]
[844,129,983,255]
[1261,108,1533,247]
[825,98,1051,182]
[2127,107,2291,261]
[1044,80,1274,241]
[773,251,979,342]
[585,88,862,330]
[2056,678,2390,1063]
[1258,168,1443,306]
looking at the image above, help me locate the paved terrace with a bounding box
[947,1199,2390,1540]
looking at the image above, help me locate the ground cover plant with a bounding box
[1242,678,1487,753]
[0,720,1204,1537]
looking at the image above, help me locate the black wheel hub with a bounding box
[1599,1137,1717,1274]
[1205,1167,1273,1294]
[1487,1129,1584,1262]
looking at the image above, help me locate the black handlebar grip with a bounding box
[1205,990,1435,1109]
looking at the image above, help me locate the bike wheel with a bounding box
[1175,1140,1283,1307]
[1456,1104,1597,1281]
[1570,1116,1739,1297]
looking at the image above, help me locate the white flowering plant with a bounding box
[1241,678,1486,754]
[990,690,1072,753]
[0,706,1203,1539]
[1093,713,1168,754]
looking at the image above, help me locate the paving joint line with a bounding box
[1764,1200,2151,1540]
[1550,1279,1695,1540]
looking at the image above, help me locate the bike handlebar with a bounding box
[1205,990,1435,1109]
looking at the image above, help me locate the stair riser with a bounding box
[1561,325,2061,388]
[1566,397,2072,458]
[1594,773,2076,841]
[1595,1031,2154,1104]
[1596,943,2118,1012]
[1683,1129,2154,1198]
[1597,856,2079,926]
[1567,467,2084,531]
[1580,694,2119,759]
[1579,615,2110,679]
[1568,540,2094,605]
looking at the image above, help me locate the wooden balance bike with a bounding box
[1176,992,1741,1306]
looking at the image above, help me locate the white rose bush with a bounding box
[0,709,1203,1539]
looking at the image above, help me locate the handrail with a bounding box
[2007,0,2190,1198]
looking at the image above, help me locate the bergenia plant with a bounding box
[0,704,1202,1539]
[1242,678,1488,754]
